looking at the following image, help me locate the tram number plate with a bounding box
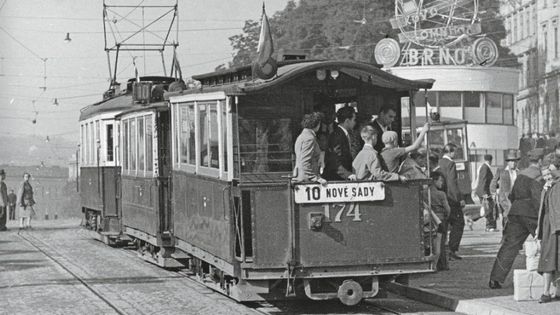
[294,182,385,204]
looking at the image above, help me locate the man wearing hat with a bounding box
[489,149,545,289]
[490,150,520,229]
[0,169,7,231]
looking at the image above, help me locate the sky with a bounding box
[0,0,291,142]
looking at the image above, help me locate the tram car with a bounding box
[79,59,437,306]
[403,116,473,202]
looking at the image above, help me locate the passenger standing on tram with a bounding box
[322,106,358,181]
[398,149,427,180]
[438,143,466,261]
[381,123,430,173]
[293,112,327,185]
[352,125,404,181]
[370,105,397,152]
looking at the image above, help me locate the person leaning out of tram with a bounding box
[352,125,406,181]
[381,122,430,173]
[293,112,327,185]
[398,148,428,180]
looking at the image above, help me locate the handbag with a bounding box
[479,196,490,217]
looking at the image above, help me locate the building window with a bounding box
[543,23,548,61]
[513,15,518,42]
[554,20,559,59]
[464,91,484,123]
[503,94,514,125]
[526,10,531,37]
[412,91,436,108]
[520,10,525,39]
[438,91,461,107]
[486,93,503,124]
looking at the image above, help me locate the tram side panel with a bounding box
[80,167,104,213]
[121,175,161,240]
[172,171,233,262]
[80,166,121,233]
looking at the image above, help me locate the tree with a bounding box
[228,0,517,68]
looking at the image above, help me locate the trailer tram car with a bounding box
[80,59,437,305]
[164,59,437,305]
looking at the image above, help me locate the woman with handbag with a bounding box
[17,172,36,230]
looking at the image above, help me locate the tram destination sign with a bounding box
[294,182,385,204]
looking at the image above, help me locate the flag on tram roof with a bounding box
[252,3,277,80]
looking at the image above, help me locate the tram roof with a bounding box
[79,94,134,121]
[181,60,434,96]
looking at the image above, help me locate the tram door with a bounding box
[157,111,172,232]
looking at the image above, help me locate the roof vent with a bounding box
[132,81,152,104]
[277,49,307,61]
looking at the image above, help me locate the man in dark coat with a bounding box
[0,170,7,231]
[370,105,396,152]
[475,154,497,231]
[322,106,357,181]
[438,143,465,260]
[7,189,16,220]
[490,150,520,229]
[489,149,545,289]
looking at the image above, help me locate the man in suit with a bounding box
[438,143,465,260]
[293,112,326,185]
[0,170,7,231]
[475,154,497,231]
[370,105,397,152]
[489,149,544,289]
[322,106,357,181]
[490,150,520,229]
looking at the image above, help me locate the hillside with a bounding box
[0,135,77,167]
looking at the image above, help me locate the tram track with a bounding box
[17,231,127,315]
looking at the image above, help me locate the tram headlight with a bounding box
[330,69,339,80]
[316,69,327,81]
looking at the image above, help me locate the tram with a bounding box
[79,59,437,305]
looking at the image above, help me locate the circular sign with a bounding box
[471,37,499,66]
[374,38,401,68]
[394,0,479,48]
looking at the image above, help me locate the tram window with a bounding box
[80,125,85,164]
[95,121,100,163]
[138,117,145,172]
[428,129,445,153]
[106,124,114,162]
[486,93,503,124]
[446,128,465,160]
[179,103,196,165]
[503,94,514,125]
[130,118,137,172]
[123,120,129,171]
[237,118,292,173]
[146,116,153,172]
[209,104,219,169]
[199,104,209,167]
[89,122,94,164]
[220,101,228,172]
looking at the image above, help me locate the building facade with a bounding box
[500,0,560,135]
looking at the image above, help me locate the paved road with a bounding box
[0,221,458,315]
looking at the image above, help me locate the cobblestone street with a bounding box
[0,220,454,315]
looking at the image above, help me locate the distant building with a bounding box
[500,0,560,135]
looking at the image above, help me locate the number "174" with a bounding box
[322,203,362,222]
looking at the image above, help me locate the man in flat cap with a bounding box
[489,149,545,289]
[380,122,430,173]
[0,169,7,231]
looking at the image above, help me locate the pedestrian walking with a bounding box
[7,189,16,220]
[542,143,560,170]
[474,154,498,232]
[438,143,466,260]
[292,112,327,185]
[17,172,36,230]
[322,106,357,181]
[0,170,7,231]
[488,149,545,289]
[536,168,560,303]
[490,150,520,229]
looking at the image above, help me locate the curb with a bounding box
[384,282,528,315]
